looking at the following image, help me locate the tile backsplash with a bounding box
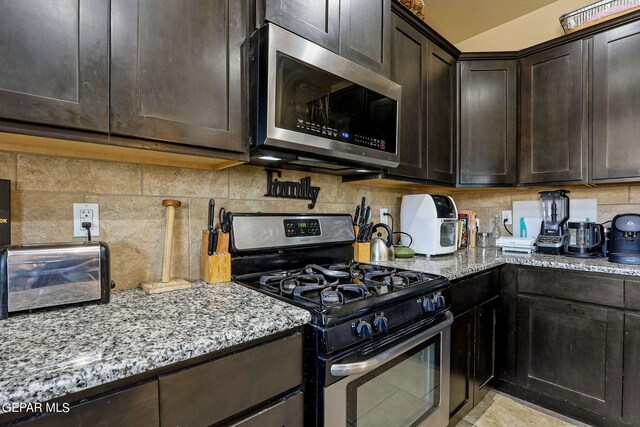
[3,152,412,289]
[4,149,640,289]
[451,185,640,234]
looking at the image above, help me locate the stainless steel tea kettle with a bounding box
[370,223,395,261]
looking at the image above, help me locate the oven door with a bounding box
[325,311,453,427]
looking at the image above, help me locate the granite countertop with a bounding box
[379,247,640,281]
[0,282,311,409]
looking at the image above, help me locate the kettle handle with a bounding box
[593,224,604,248]
[372,223,393,248]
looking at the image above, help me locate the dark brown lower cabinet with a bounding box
[516,295,624,420]
[12,331,303,427]
[19,382,159,427]
[474,296,499,404]
[159,333,302,426]
[449,269,501,425]
[624,313,640,423]
[449,309,474,426]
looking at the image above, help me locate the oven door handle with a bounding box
[330,311,454,377]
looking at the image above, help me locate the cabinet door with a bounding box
[449,309,475,425]
[474,296,499,405]
[261,0,339,52]
[111,0,246,152]
[519,42,586,184]
[517,296,623,419]
[388,13,428,179]
[624,313,640,422]
[339,0,391,76]
[0,0,108,132]
[460,61,517,186]
[592,20,640,181]
[427,42,456,184]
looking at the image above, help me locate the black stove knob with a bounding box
[373,314,388,333]
[356,320,373,340]
[423,297,436,313]
[434,293,446,309]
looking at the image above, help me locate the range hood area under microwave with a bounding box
[248,24,401,175]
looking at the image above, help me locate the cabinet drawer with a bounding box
[20,382,159,427]
[517,268,624,308]
[625,279,640,310]
[231,392,303,427]
[159,333,302,427]
[450,276,476,315]
[475,269,500,304]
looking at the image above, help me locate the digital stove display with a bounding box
[284,219,321,237]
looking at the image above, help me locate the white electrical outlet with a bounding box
[73,203,100,237]
[380,208,389,225]
[502,210,513,225]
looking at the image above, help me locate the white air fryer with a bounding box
[401,194,459,256]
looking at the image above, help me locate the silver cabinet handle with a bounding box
[330,311,454,377]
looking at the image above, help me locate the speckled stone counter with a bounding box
[378,247,640,280]
[0,282,311,409]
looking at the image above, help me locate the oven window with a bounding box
[346,335,441,427]
[275,52,397,154]
[440,222,457,247]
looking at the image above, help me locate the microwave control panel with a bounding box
[294,120,388,151]
[284,219,321,237]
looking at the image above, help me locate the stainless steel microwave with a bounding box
[248,24,401,175]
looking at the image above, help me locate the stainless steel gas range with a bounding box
[229,213,452,427]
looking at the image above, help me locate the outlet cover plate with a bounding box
[380,208,389,225]
[502,210,513,225]
[73,203,100,237]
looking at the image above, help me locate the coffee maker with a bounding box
[536,190,570,255]
[609,213,640,264]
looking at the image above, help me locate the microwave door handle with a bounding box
[330,311,453,377]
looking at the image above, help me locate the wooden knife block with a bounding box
[200,230,231,284]
[353,226,371,263]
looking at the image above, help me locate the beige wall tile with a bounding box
[569,186,628,204]
[11,192,93,244]
[17,154,142,194]
[98,195,190,289]
[629,185,640,204]
[598,204,640,223]
[0,152,16,188]
[142,165,229,198]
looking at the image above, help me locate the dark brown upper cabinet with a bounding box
[519,41,587,185]
[339,0,391,76]
[427,42,457,185]
[592,20,640,182]
[388,12,428,180]
[110,0,246,152]
[459,61,517,186]
[0,0,109,132]
[259,0,340,52]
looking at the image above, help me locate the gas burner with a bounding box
[327,262,392,280]
[294,283,370,307]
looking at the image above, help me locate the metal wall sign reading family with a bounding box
[264,169,320,209]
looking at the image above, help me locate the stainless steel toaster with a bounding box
[0,241,113,319]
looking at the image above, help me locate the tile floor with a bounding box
[456,390,592,427]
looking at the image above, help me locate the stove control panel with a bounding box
[284,219,321,237]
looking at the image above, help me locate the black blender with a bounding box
[535,190,570,255]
